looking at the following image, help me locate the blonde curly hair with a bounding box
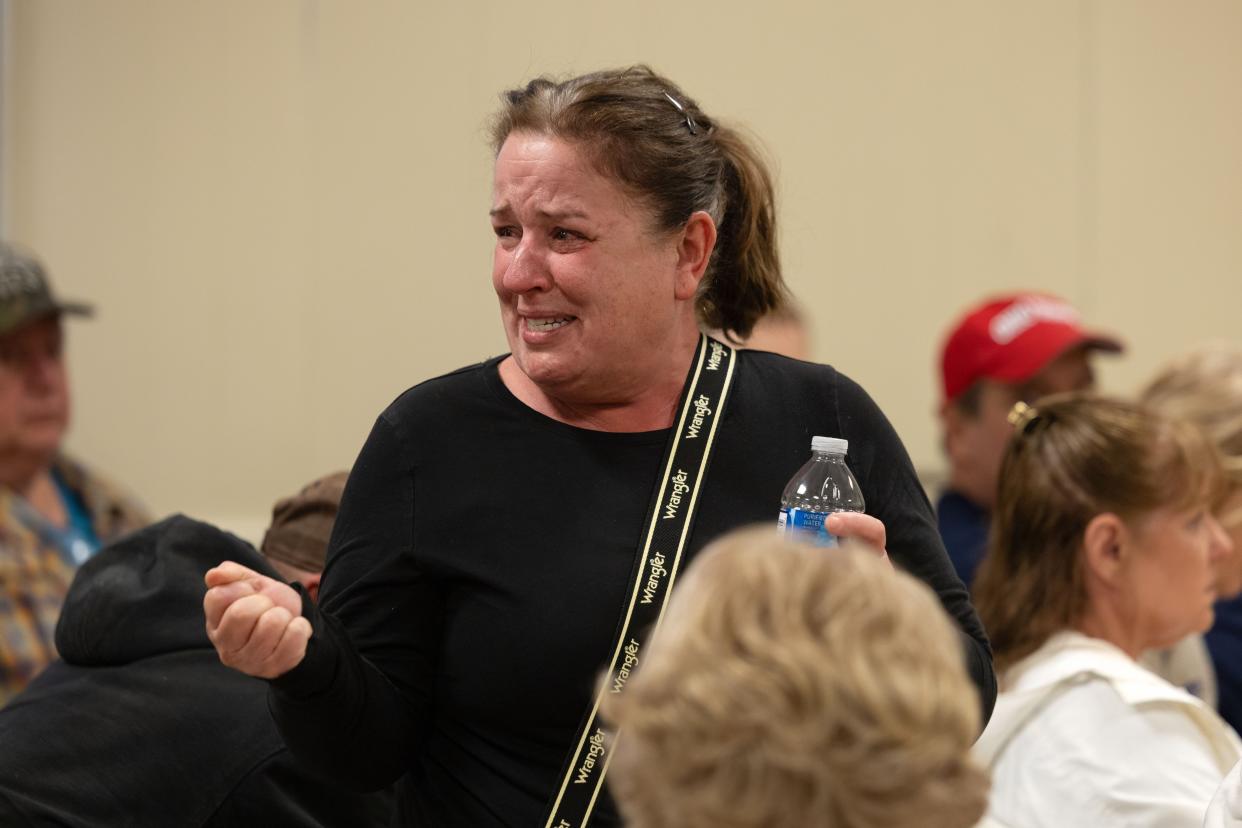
[603,527,988,828]
[1141,342,1242,521]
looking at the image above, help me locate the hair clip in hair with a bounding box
[1008,401,1042,434]
[663,92,698,135]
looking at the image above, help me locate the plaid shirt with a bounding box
[0,455,149,705]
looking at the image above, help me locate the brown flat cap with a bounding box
[260,471,349,572]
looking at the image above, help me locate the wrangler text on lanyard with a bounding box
[544,334,736,827]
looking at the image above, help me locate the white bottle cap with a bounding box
[811,436,848,455]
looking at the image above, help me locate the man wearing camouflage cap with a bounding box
[0,242,148,705]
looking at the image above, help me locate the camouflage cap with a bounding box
[0,243,93,336]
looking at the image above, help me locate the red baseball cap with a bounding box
[940,293,1123,402]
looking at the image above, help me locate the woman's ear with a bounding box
[1082,513,1127,587]
[673,211,717,301]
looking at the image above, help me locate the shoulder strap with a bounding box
[543,334,737,828]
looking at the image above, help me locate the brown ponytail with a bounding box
[699,126,784,339]
[973,393,1224,674]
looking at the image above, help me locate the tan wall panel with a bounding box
[4,1,1241,536]
[1091,0,1242,396]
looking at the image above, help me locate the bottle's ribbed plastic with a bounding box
[777,435,865,546]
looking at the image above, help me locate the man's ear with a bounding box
[1082,512,1127,587]
[673,211,717,301]
[941,400,972,459]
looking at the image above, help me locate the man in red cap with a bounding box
[937,293,1123,585]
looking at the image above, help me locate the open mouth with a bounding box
[525,316,576,332]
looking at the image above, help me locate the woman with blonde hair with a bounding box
[973,394,1239,827]
[604,526,991,828]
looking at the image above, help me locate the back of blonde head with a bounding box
[604,528,988,828]
[1140,342,1242,493]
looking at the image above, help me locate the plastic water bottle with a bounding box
[777,436,866,547]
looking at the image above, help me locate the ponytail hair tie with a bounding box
[1008,401,1042,434]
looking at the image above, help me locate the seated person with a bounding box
[0,242,148,704]
[936,292,1121,586]
[604,525,991,828]
[973,395,1239,827]
[0,472,391,827]
[1138,344,1242,719]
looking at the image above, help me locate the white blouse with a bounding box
[975,631,1240,828]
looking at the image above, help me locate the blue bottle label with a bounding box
[777,507,840,548]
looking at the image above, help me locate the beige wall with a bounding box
[3,1,1240,538]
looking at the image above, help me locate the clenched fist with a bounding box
[204,561,312,679]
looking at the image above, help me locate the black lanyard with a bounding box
[543,334,737,828]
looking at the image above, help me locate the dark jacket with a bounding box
[936,488,989,588]
[0,515,391,827]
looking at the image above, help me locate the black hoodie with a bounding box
[0,515,391,827]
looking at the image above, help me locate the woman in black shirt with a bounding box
[205,65,994,827]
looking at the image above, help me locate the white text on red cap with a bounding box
[989,297,1081,345]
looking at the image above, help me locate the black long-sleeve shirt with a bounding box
[271,351,996,827]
